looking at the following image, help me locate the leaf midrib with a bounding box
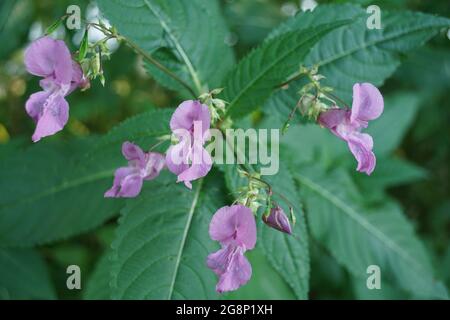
[0,128,170,212]
[143,0,203,94]
[167,178,203,299]
[295,173,429,278]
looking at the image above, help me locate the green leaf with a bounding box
[356,157,427,189]
[0,109,172,247]
[45,17,63,36]
[351,275,408,300]
[262,166,310,299]
[110,171,226,299]
[78,31,89,61]
[294,166,448,299]
[265,4,450,121]
[84,252,112,300]
[225,249,296,300]
[0,0,33,60]
[0,0,16,32]
[222,20,350,119]
[0,248,56,299]
[97,0,234,94]
[367,93,421,155]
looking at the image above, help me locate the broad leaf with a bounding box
[0,109,172,247]
[356,157,427,190]
[294,166,448,299]
[84,252,112,300]
[226,249,296,299]
[98,0,234,94]
[367,93,421,155]
[265,4,450,122]
[0,0,32,60]
[110,172,226,299]
[222,20,350,118]
[0,248,55,299]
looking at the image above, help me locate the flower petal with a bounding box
[31,94,69,142]
[207,245,234,276]
[104,166,143,198]
[351,83,384,123]
[25,91,50,122]
[104,167,134,197]
[216,248,252,293]
[209,205,257,249]
[165,142,190,176]
[24,36,73,85]
[117,174,144,197]
[122,141,145,166]
[176,143,212,189]
[347,132,376,175]
[143,152,165,180]
[318,108,348,130]
[69,60,86,92]
[170,100,210,137]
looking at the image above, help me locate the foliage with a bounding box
[0,0,449,300]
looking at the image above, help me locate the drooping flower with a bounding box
[207,205,257,293]
[166,100,212,189]
[24,36,88,142]
[318,83,384,175]
[104,141,165,198]
[262,205,292,234]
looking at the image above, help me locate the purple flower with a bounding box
[104,141,165,198]
[207,205,257,293]
[166,100,212,189]
[318,83,384,175]
[24,36,88,142]
[262,205,292,234]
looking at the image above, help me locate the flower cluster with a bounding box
[23,35,385,295]
[104,100,212,197]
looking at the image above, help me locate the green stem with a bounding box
[276,72,305,89]
[89,23,197,98]
[142,0,203,95]
[323,91,349,108]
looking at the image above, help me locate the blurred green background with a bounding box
[0,0,449,299]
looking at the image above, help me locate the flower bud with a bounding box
[262,206,292,234]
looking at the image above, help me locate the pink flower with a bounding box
[318,83,384,175]
[24,36,88,142]
[166,100,212,189]
[104,142,165,198]
[207,205,257,293]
